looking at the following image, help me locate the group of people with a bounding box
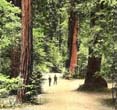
[48,75,57,86]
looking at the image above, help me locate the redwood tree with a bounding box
[67,1,79,75]
[17,0,33,103]
[83,1,107,89]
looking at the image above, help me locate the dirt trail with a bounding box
[4,74,113,110]
[38,78,112,110]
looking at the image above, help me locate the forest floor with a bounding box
[1,73,113,110]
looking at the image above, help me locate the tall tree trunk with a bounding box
[84,49,107,89]
[83,2,107,89]
[68,11,78,74]
[67,2,78,75]
[17,0,32,103]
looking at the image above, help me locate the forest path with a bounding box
[10,73,112,110]
[38,73,112,110]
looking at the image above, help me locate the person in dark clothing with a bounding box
[54,75,57,85]
[48,76,52,86]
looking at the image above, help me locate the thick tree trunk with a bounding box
[83,2,107,89]
[85,56,101,83]
[84,49,107,88]
[84,54,107,89]
[67,8,78,75]
[66,0,79,75]
[68,11,78,74]
[17,0,32,103]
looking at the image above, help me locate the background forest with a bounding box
[0,0,117,108]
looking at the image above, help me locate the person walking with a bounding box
[48,76,52,86]
[54,75,57,85]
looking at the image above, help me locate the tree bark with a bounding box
[68,11,78,74]
[17,0,33,103]
[67,2,78,75]
[83,2,107,89]
[84,54,107,88]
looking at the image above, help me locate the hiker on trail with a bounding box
[54,75,57,85]
[48,76,52,86]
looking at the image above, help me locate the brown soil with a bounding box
[3,74,113,110]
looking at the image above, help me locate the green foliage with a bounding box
[32,0,116,78]
[32,0,68,73]
[0,73,22,98]
[26,71,42,103]
[0,0,21,74]
[33,28,66,73]
[0,0,20,48]
[77,0,117,78]
[0,1,22,106]
[0,0,116,104]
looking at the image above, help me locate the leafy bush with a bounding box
[0,74,22,98]
[0,0,21,75]
[33,28,66,73]
[25,71,43,103]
